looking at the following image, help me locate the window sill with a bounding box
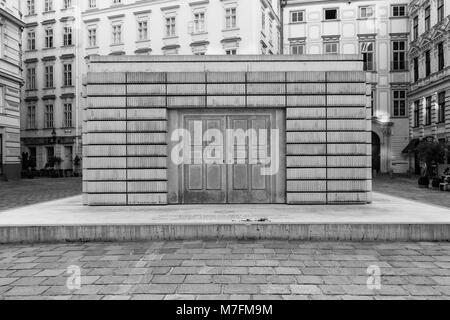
[61,86,75,89]
[43,47,56,50]
[289,21,306,25]
[390,69,409,73]
[322,19,340,22]
[222,27,240,32]
[163,36,178,40]
[389,16,408,19]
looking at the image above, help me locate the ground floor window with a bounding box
[425,96,432,126]
[46,146,54,167]
[438,91,446,123]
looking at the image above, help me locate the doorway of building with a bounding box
[372,132,381,173]
[181,114,275,204]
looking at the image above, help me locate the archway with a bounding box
[372,132,381,173]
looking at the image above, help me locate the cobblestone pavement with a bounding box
[0,178,81,211]
[0,241,449,300]
[373,174,450,208]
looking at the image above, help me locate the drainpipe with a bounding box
[280,0,287,54]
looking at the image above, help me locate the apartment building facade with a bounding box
[282,0,411,173]
[0,0,24,180]
[407,0,449,174]
[20,0,281,171]
[21,0,82,171]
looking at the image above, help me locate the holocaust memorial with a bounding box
[83,55,372,206]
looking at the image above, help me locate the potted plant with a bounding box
[418,176,429,188]
[431,177,441,190]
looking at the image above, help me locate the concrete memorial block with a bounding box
[84,55,372,205]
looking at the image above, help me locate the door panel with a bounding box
[183,116,227,203]
[228,115,271,204]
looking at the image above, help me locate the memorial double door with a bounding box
[183,114,272,204]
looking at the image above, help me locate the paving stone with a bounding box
[3,286,50,296]
[178,284,221,294]
[185,275,213,284]
[296,275,324,284]
[151,275,186,284]
[0,278,18,286]
[223,284,260,295]
[98,285,133,295]
[260,284,290,295]
[131,284,177,294]
[213,275,239,284]
[403,285,442,296]
[290,285,321,295]
[240,275,267,284]
[130,294,165,300]
[11,277,47,286]
[229,295,251,300]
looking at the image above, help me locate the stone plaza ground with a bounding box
[0,175,449,300]
[0,241,450,300]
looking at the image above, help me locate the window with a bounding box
[413,57,419,82]
[137,20,148,40]
[225,7,237,29]
[324,42,338,54]
[26,68,36,90]
[359,6,375,18]
[45,65,54,88]
[63,63,72,86]
[193,12,205,33]
[392,5,406,17]
[360,41,375,71]
[414,100,420,127]
[63,0,71,9]
[290,44,304,55]
[413,16,418,40]
[112,24,122,44]
[438,92,446,123]
[425,6,431,32]
[64,103,72,127]
[45,27,53,48]
[371,89,376,116]
[425,97,432,126]
[290,10,304,23]
[88,27,97,47]
[45,104,54,128]
[88,0,96,9]
[324,8,338,20]
[63,26,73,46]
[27,0,35,15]
[438,42,445,71]
[113,0,122,4]
[44,0,53,12]
[226,49,237,55]
[165,17,176,37]
[27,29,36,50]
[393,90,407,117]
[27,105,36,129]
[392,40,407,71]
[425,50,431,77]
[438,0,445,22]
